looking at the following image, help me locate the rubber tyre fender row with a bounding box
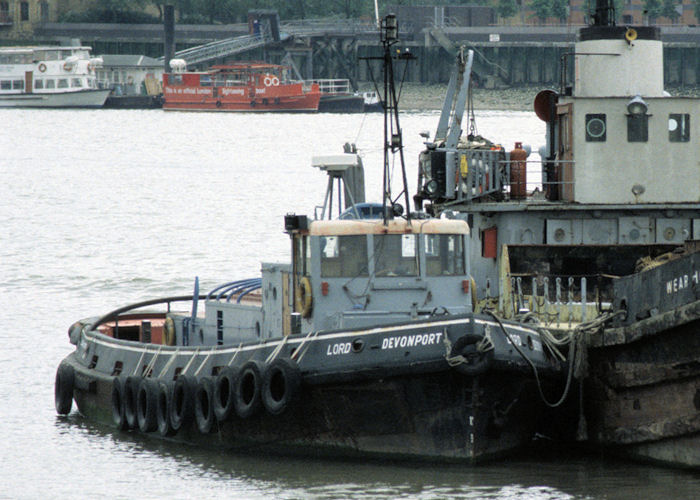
[170,374,197,431]
[156,380,176,437]
[234,360,264,419]
[194,377,217,434]
[136,378,158,433]
[213,367,237,422]
[55,362,75,416]
[450,333,493,377]
[261,358,301,416]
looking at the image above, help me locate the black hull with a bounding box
[66,352,546,463]
[584,250,700,469]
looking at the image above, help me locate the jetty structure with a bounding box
[414,0,700,468]
[54,15,573,464]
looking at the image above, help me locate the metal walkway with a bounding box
[161,18,379,67]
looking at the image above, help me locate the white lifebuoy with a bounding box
[38,63,47,73]
[271,76,279,86]
[263,76,272,87]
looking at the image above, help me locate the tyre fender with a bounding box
[111,376,128,430]
[450,333,493,377]
[156,380,176,437]
[54,362,75,416]
[194,377,216,434]
[124,376,141,429]
[213,367,238,422]
[137,378,158,433]
[170,374,197,431]
[262,358,301,416]
[234,360,263,419]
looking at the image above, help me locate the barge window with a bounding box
[585,114,606,142]
[425,234,465,276]
[669,114,690,142]
[320,235,368,277]
[626,114,648,142]
[373,234,418,277]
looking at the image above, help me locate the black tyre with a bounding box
[111,376,128,430]
[194,377,216,434]
[124,376,141,429]
[234,360,263,419]
[156,380,175,437]
[213,367,237,422]
[137,378,158,433]
[261,358,301,416]
[54,362,75,416]
[450,333,493,377]
[170,374,196,431]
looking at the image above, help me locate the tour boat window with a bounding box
[585,114,606,142]
[45,79,55,89]
[669,114,690,142]
[425,234,465,276]
[200,75,212,87]
[320,235,368,277]
[626,114,648,142]
[71,78,83,88]
[170,74,183,85]
[57,79,68,89]
[0,80,10,90]
[112,71,120,83]
[12,80,23,90]
[34,79,43,89]
[373,234,418,277]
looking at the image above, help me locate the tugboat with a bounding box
[55,15,569,463]
[414,0,700,468]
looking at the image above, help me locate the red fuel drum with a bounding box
[509,142,527,199]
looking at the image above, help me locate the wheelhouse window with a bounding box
[373,234,418,277]
[669,114,690,142]
[320,235,368,277]
[425,234,465,276]
[626,114,648,142]
[293,235,310,278]
[585,114,606,142]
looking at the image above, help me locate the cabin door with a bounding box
[556,103,573,201]
[25,71,33,93]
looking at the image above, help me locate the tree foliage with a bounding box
[660,0,681,23]
[643,0,663,21]
[496,0,519,20]
[530,0,552,23]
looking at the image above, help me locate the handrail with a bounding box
[89,295,207,331]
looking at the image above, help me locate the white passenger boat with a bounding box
[0,46,111,108]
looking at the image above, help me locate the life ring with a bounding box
[262,358,301,416]
[625,28,638,42]
[234,360,263,418]
[136,378,158,433]
[264,76,272,87]
[215,100,222,108]
[194,377,216,434]
[449,333,493,377]
[163,317,176,346]
[156,380,175,437]
[111,376,129,430]
[271,76,279,86]
[170,374,196,431]
[38,63,47,73]
[213,366,238,422]
[54,362,75,415]
[295,277,313,318]
[124,376,141,429]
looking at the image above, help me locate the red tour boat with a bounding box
[162,61,321,112]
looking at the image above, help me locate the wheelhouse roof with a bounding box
[307,218,469,236]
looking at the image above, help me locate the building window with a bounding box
[20,1,29,21]
[585,114,606,142]
[669,114,690,142]
[627,114,649,142]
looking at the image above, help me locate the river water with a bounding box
[1,107,698,499]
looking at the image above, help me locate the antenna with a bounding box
[363,14,415,224]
